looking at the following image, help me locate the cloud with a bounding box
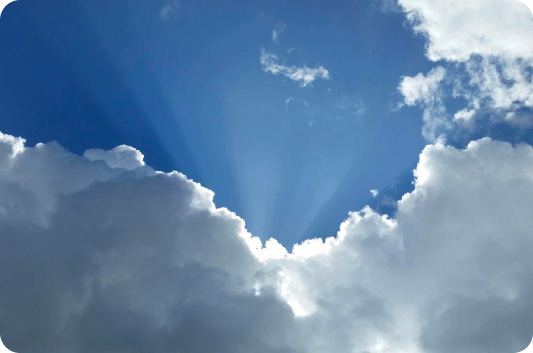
[272,23,287,43]
[455,57,533,127]
[399,58,533,141]
[260,49,330,87]
[333,96,367,118]
[284,94,366,130]
[396,0,533,141]
[399,67,446,107]
[0,131,296,353]
[84,145,145,170]
[2,130,533,352]
[353,99,366,117]
[398,0,533,61]
[285,97,309,107]
[374,0,403,13]
[159,1,180,21]
[370,189,379,197]
[517,0,533,17]
[398,66,450,140]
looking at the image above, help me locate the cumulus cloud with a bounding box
[398,66,450,140]
[1,130,533,352]
[260,49,330,87]
[398,0,533,61]
[84,145,145,170]
[399,67,446,107]
[0,131,296,353]
[397,0,533,140]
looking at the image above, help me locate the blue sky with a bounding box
[0,0,436,247]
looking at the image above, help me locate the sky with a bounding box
[1,0,533,352]
[0,0,433,246]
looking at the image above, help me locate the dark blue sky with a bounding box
[0,0,434,247]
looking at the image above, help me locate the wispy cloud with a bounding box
[334,96,367,117]
[260,49,330,87]
[160,1,180,21]
[272,23,287,43]
[285,97,309,107]
[374,0,403,13]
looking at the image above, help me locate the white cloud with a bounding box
[285,97,309,107]
[398,0,533,61]
[2,130,533,352]
[456,57,533,123]
[397,0,533,139]
[398,66,450,141]
[370,189,379,197]
[159,1,180,21]
[285,95,365,127]
[399,59,533,140]
[84,145,145,170]
[272,23,287,43]
[453,108,476,122]
[353,100,366,117]
[375,0,403,13]
[260,49,330,87]
[518,0,533,16]
[399,67,446,107]
[333,96,367,118]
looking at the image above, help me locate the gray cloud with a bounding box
[1,131,533,352]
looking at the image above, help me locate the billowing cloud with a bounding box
[0,131,297,353]
[1,130,533,352]
[398,0,533,61]
[397,0,533,141]
[260,49,330,87]
[84,145,146,170]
